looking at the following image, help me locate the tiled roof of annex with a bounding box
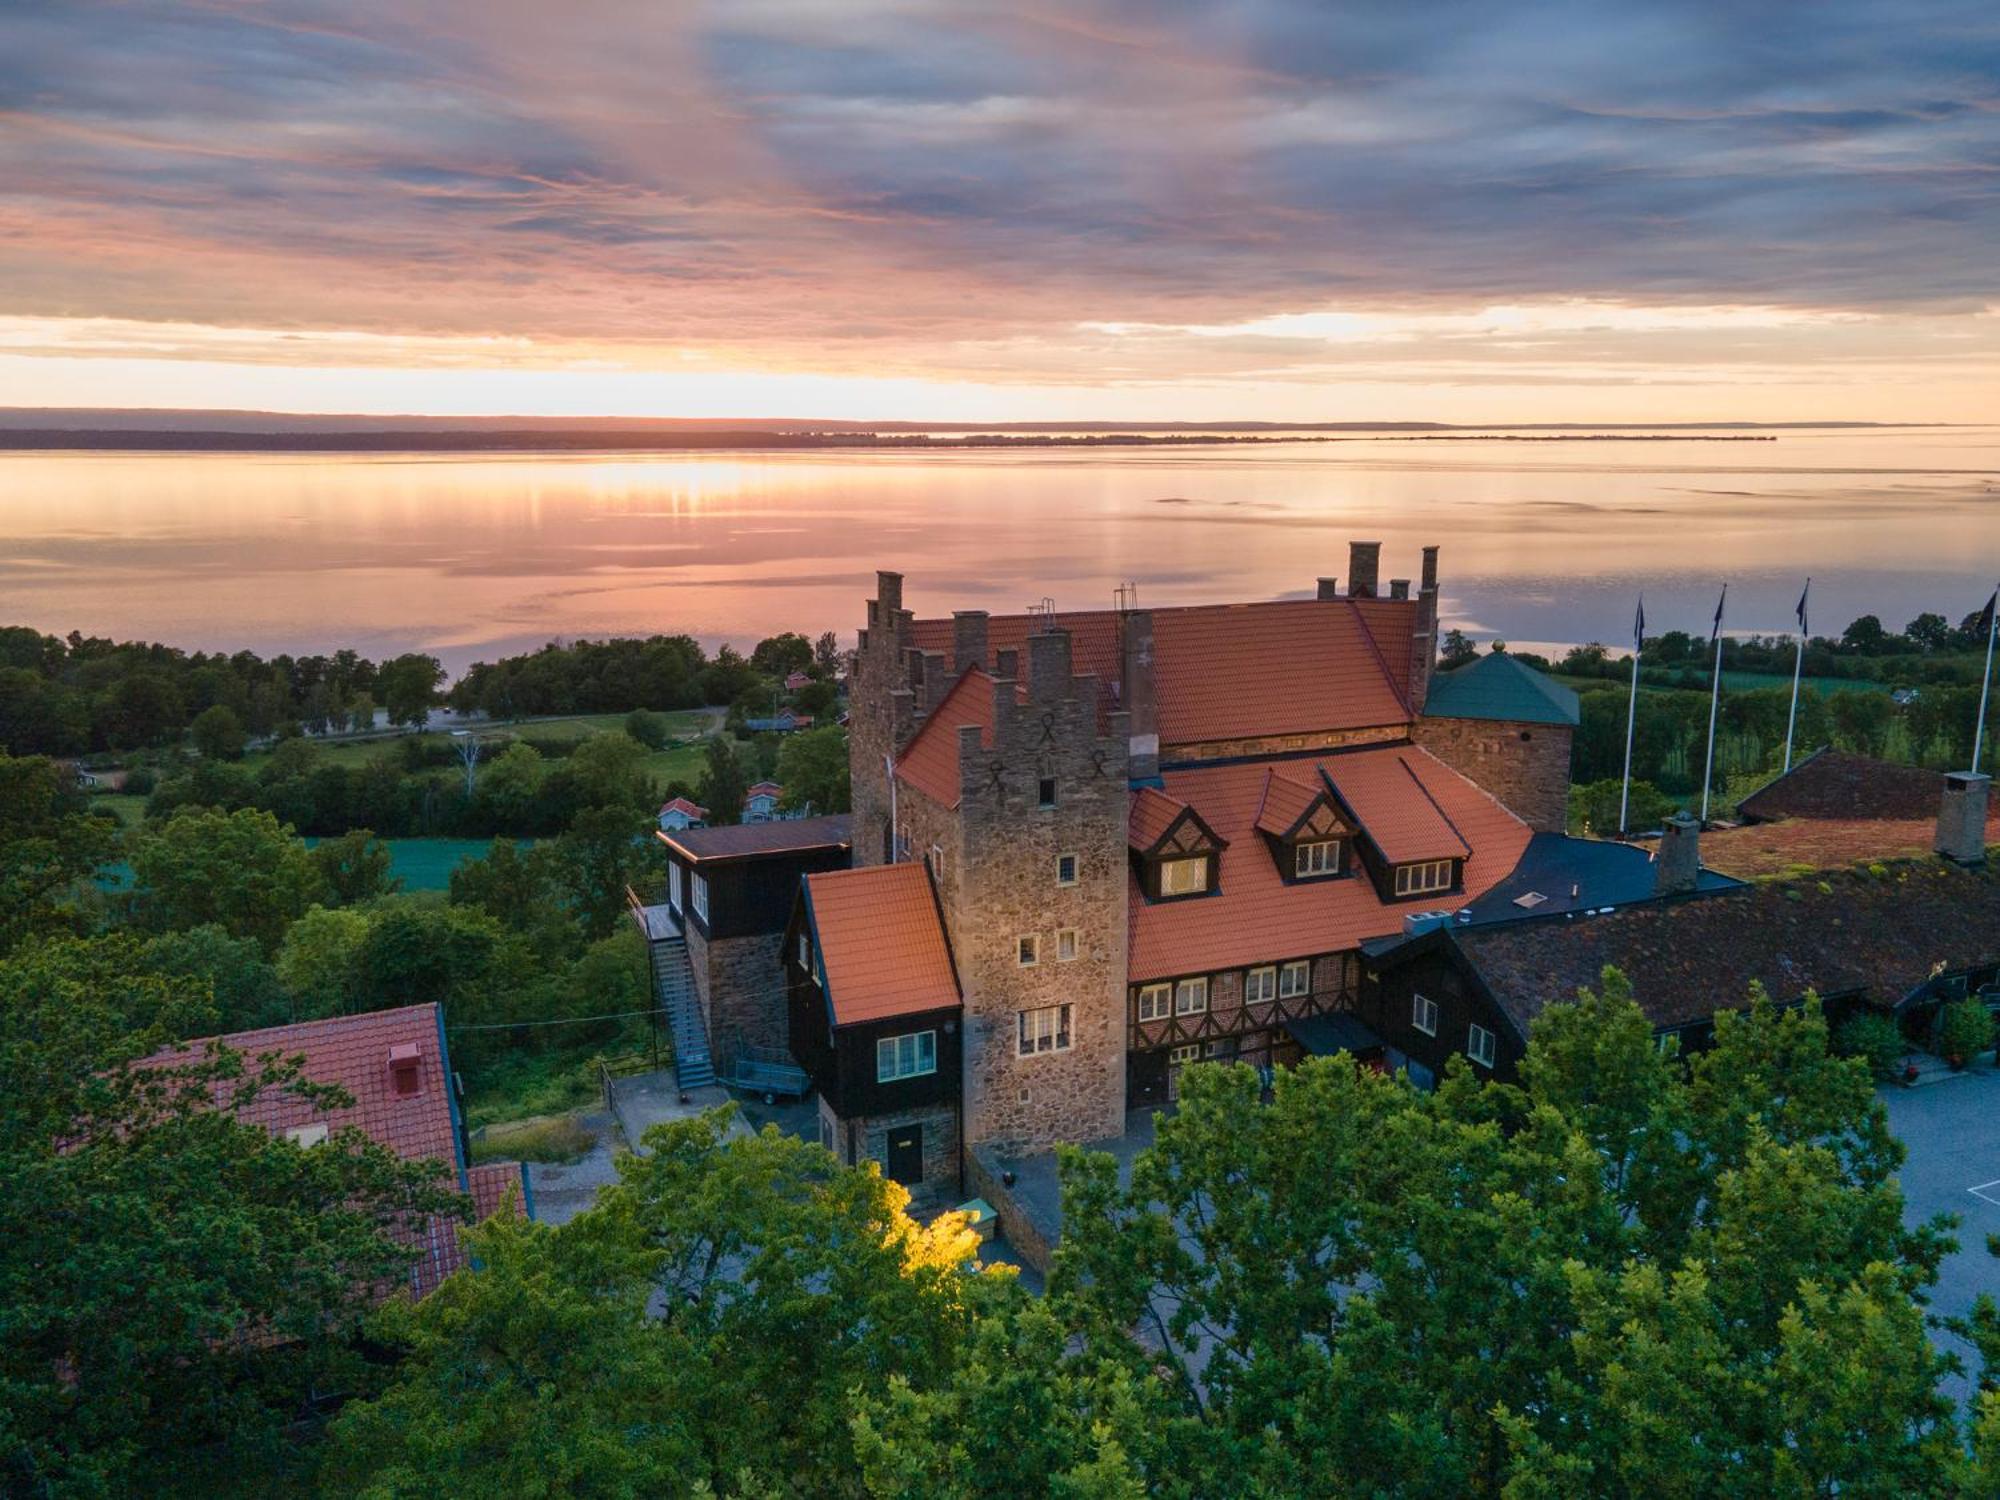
[1128,744,1530,982]
[907,595,1417,749]
[803,862,961,1026]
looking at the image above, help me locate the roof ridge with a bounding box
[1344,597,1414,720]
[1395,752,1473,857]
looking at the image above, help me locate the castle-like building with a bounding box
[773,543,1578,1204]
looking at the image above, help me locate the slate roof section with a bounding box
[908,595,1420,750]
[660,813,852,862]
[150,1003,526,1298]
[1325,751,1472,864]
[1736,749,1954,824]
[804,863,961,1026]
[1128,745,1530,982]
[1423,652,1580,727]
[1456,831,1741,923]
[1449,860,2000,1038]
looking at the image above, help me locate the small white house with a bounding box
[658,796,709,833]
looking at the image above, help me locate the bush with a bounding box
[121,766,157,796]
[1935,998,1996,1067]
[1833,1012,1906,1078]
[469,1113,596,1164]
[624,709,670,749]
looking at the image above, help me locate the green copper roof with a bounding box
[1424,652,1580,727]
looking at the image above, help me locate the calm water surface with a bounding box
[3,428,1996,673]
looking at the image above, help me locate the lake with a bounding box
[5,427,1996,674]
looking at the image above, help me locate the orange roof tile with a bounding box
[1128,745,1529,982]
[1254,767,1324,839]
[1130,786,1191,851]
[1325,750,1471,864]
[909,595,1418,750]
[805,863,961,1026]
[894,668,998,808]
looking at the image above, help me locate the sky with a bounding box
[2,1,1999,423]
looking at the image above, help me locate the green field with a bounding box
[1553,671,1889,698]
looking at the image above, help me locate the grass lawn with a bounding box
[469,1112,597,1165]
[299,836,525,891]
[90,792,149,828]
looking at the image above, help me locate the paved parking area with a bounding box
[1882,1070,2000,1403]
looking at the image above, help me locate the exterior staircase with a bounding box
[628,890,713,1092]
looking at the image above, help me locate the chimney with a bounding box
[1420,546,1439,593]
[1026,628,1073,706]
[1412,544,1442,714]
[1935,771,1991,865]
[388,1041,424,1098]
[1389,579,1410,601]
[1317,577,1340,601]
[1347,541,1381,598]
[952,610,988,675]
[994,647,1019,682]
[1654,811,1700,896]
[1120,608,1159,781]
[876,569,903,617]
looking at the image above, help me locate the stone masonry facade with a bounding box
[1412,717,1573,834]
[700,931,790,1056]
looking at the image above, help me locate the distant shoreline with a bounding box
[0,429,1781,453]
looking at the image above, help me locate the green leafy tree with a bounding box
[309,827,400,905]
[699,735,751,825]
[0,940,460,1496]
[377,654,444,731]
[750,632,815,679]
[189,702,247,760]
[777,726,851,814]
[130,806,326,952]
[622,708,670,749]
[0,753,115,956]
[813,630,843,676]
[539,804,658,939]
[275,904,372,1019]
[1439,628,1479,668]
[1567,776,1676,836]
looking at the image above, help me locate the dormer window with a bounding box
[1294,839,1341,878]
[1158,857,1210,897]
[1394,859,1456,897]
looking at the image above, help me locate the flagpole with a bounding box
[1784,577,1808,773]
[1701,585,1726,824]
[1619,597,1641,835]
[1976,585,1998,775]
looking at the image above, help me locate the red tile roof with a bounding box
[1325,750,1472,864]
[909,595,1418,750]
[150,1004,524,1298]
[658,796,708,818]
[894,668,999,808]
[1254,767,1325,839]
[1128,746,1529,982]
[746,781,784,799]
[805,863,961,1025]
[1129,786,1192,851]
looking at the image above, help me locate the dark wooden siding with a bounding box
[1357,939,1526,1083]
[678,845,851,941]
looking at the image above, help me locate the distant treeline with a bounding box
[446,630,842,720]
[0,428,1366,452]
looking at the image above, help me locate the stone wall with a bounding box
[1412,717,1573,833]
[849,571,912,870]
[1163,723,1405,766]
[855,1100,962,1214]
[703,931,790,1055]
[952,637,1131,1151]
[967,1144,1055,1277]
[683,920,712,1021]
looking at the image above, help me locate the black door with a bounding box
[886,1124,923,1185]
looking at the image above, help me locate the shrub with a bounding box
[121,766,157,796]
[624,709,670,749]
[470,1113,596,1164]
[1833,1012,1906,1078]
[1935,998,1996,1066]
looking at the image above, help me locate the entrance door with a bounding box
[886,1123,924,1185]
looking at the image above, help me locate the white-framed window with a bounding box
[876,1030,937,1082]
[691,871,709,921]
[1245,965,1277,1004]
[1294,839,1341,877]
[1169,1043,1201,1064]
[796,930,809,969]
[1175,976,1209,1016]
[1018,934,1040,967]
[1019,1004,1072,1056]
[928,843,944,881]
[1159,856,1210,896]
[1394,860,1454,897]
[1279,960,1311,999]
[1412,993,1439,1035]
[1056,852,1079,886]
[1467,1022,1496,1069]
[1056,928,1079,962]
[669,862,684,910]
[1137,983,1172,1022]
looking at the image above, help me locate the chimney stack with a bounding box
[1120,608,1159,782]
[1389,579,1410,601]
[952,610,989,675]
[994,647,1019,682]
[1654,811,1701,896]
[1317,577,1340,601]
[1026,628,1073,705]
[1420,546,1439,593]
[1935,771,1991,866]
[1347,542,1381,599]
[1411,545,1442,713]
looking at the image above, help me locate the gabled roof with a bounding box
[1424,652,1580,727]
[1446,860,2000,1039]
[1254,767,1330,840]
[894,668,998,809]
[1128,745,1530,982]
[1736,749,1952,824]
[1130,786,1192,851]
[1325,750,1472,864]
[803,863,960,1026]
[745,781,785,799]
[658,796,708,818]
[908,595,1418,749]
[147,1004,525,1298]
[660,813,852,862]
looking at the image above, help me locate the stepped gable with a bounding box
[908,594,1417,749]
[801,863,960,1025]
[1128,744,1529,982]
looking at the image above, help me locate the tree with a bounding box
[130,806,326,952]
[1567,776,1675,836]
[0,753,115,956]
[275,904,372,1019]
[1842,614,1889,654]
[377,654,444,731]
[1907,612,1953,652]
[698,735,750,825]
[1439,629,1478,669]
[539,805,658,939]
[814,630,843,676]
[750,632,814,679]
[347,690,378,734]
[327,1110,985,1496]
[310,828,401,906]
[777,726,851,814]
[189,703,246,760]
[0,940,460,1496]
[622,708,670,749]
